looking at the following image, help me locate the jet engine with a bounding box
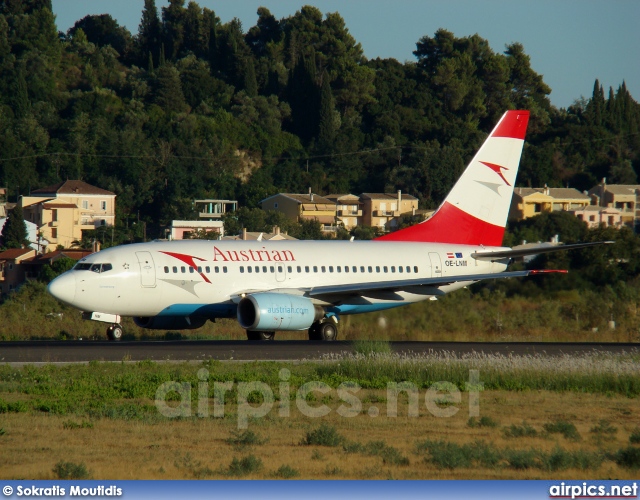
[237,293,323,331]
[133,315,207,330]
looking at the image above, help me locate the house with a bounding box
[0,187,8,217]
[360,191,419,232]
[509,187,591,221]
[0,248,36,295]
[569,206,622,229]
[221,226,297,241]
[169,220,224,240]
[588,182,640,228]
[194,199,238,220]
[20,180,116,251]
[260,192,337,232]
[324,194,362,230]
[22,249,94,282]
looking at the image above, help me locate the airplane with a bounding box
[47,110,610,341]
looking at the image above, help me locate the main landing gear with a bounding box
[106,323,123,341]
[308,318,338,341]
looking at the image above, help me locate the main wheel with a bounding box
[246,330,275,341]
[107,324,123,342]
[317,321,338,341]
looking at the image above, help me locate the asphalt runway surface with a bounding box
[0,340,637,364]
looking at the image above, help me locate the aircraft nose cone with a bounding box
[47,273,76,306]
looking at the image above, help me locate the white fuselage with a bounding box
[49,239,508,319]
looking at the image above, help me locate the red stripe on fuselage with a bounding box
[375,202,505,246]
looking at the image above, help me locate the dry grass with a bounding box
[1,390,638,479]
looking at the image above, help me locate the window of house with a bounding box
[589,215,596,222]
[101,201,107,211]
[534,203,542,213]
[51,228,57,239]
[274,203,278,208]
[52,209,57,222]
[82,200,88,209]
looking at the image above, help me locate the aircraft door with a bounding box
[275,263,286,283]
[428,252,442,278]
[136,251,156,287]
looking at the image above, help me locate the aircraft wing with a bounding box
[306,269,566,298]
[471,241,614,261]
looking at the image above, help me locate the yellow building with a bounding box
[360,191,419,231]
[588,183,640,228]
[260,193,337,232]
[509,187,590,221]
[21,180,116,251]
[324,194,362,230]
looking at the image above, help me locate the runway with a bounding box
[0,340,637,363]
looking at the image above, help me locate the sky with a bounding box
[50,0,639,109]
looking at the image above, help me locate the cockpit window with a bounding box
[76,263,113,273]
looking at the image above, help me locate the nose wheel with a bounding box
[107,324,123,341]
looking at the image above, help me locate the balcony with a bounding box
[373,210,399,217]
[337,209,362,217]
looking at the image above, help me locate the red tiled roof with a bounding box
[31,180,115,196]
[24,249,93,265]
[0,248,35,261]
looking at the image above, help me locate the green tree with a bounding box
[137,0,161,66]
[1,205,29,249]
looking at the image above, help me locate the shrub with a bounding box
[629,428,640,444]
[303,423,344,447]
[468,416,499,428]
[226,430,267,450]
[352,340,392,356]
[53,461,90,479]
[590,420,617,435]
[503,422,538,438]
[504,448,538,470]
[614,446,640,469]
[62,420,93,430]
[544,420,581,441]
[417,440,472,469]
[227,455,263,476]
[272,464,299,478]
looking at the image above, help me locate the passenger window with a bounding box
[102,264,113,272]
[321,266,326,273]
[305,266,310,273]
[368,266,372,273]
[173,266,178,273]
[278,266,283,273]
[384,266,388,273]
[406,266,410,273]
[313,266,318,273]
[197,266,202,273]
[214,266,219,273]
[255,266,259,273]
[240,266,244,273]
[414,266,418,273]
[181,266,186,273]
[352,266,357,273]
[391,266,396,272]
[248,267,252,273]
[337,266,342,273]
[376,266,380,273]
[287,266,292,273]
[189,267,194,273]
[270,266,275,273]
[360,266,365,273]
[297,266,301,273]
[223,267,228,273]
[329,266,333,273]
[345,266,349,273]
[399,266,403,273]
[164,266,169,273]
[263,266,268,273]
[90,264,101,273]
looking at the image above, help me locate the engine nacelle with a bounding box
[237,293,323,331]
[133,315,207,330]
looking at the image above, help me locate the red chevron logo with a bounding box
[480,161,510,186]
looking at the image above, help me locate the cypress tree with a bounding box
[317,70,337,152]
[1,205,29,249]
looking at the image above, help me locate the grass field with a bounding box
[1,351,639,479]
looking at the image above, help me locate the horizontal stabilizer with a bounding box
[471,241,614,261]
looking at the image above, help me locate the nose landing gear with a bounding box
[107,324,123,341]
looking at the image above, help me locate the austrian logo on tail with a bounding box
[480,161,510,186]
